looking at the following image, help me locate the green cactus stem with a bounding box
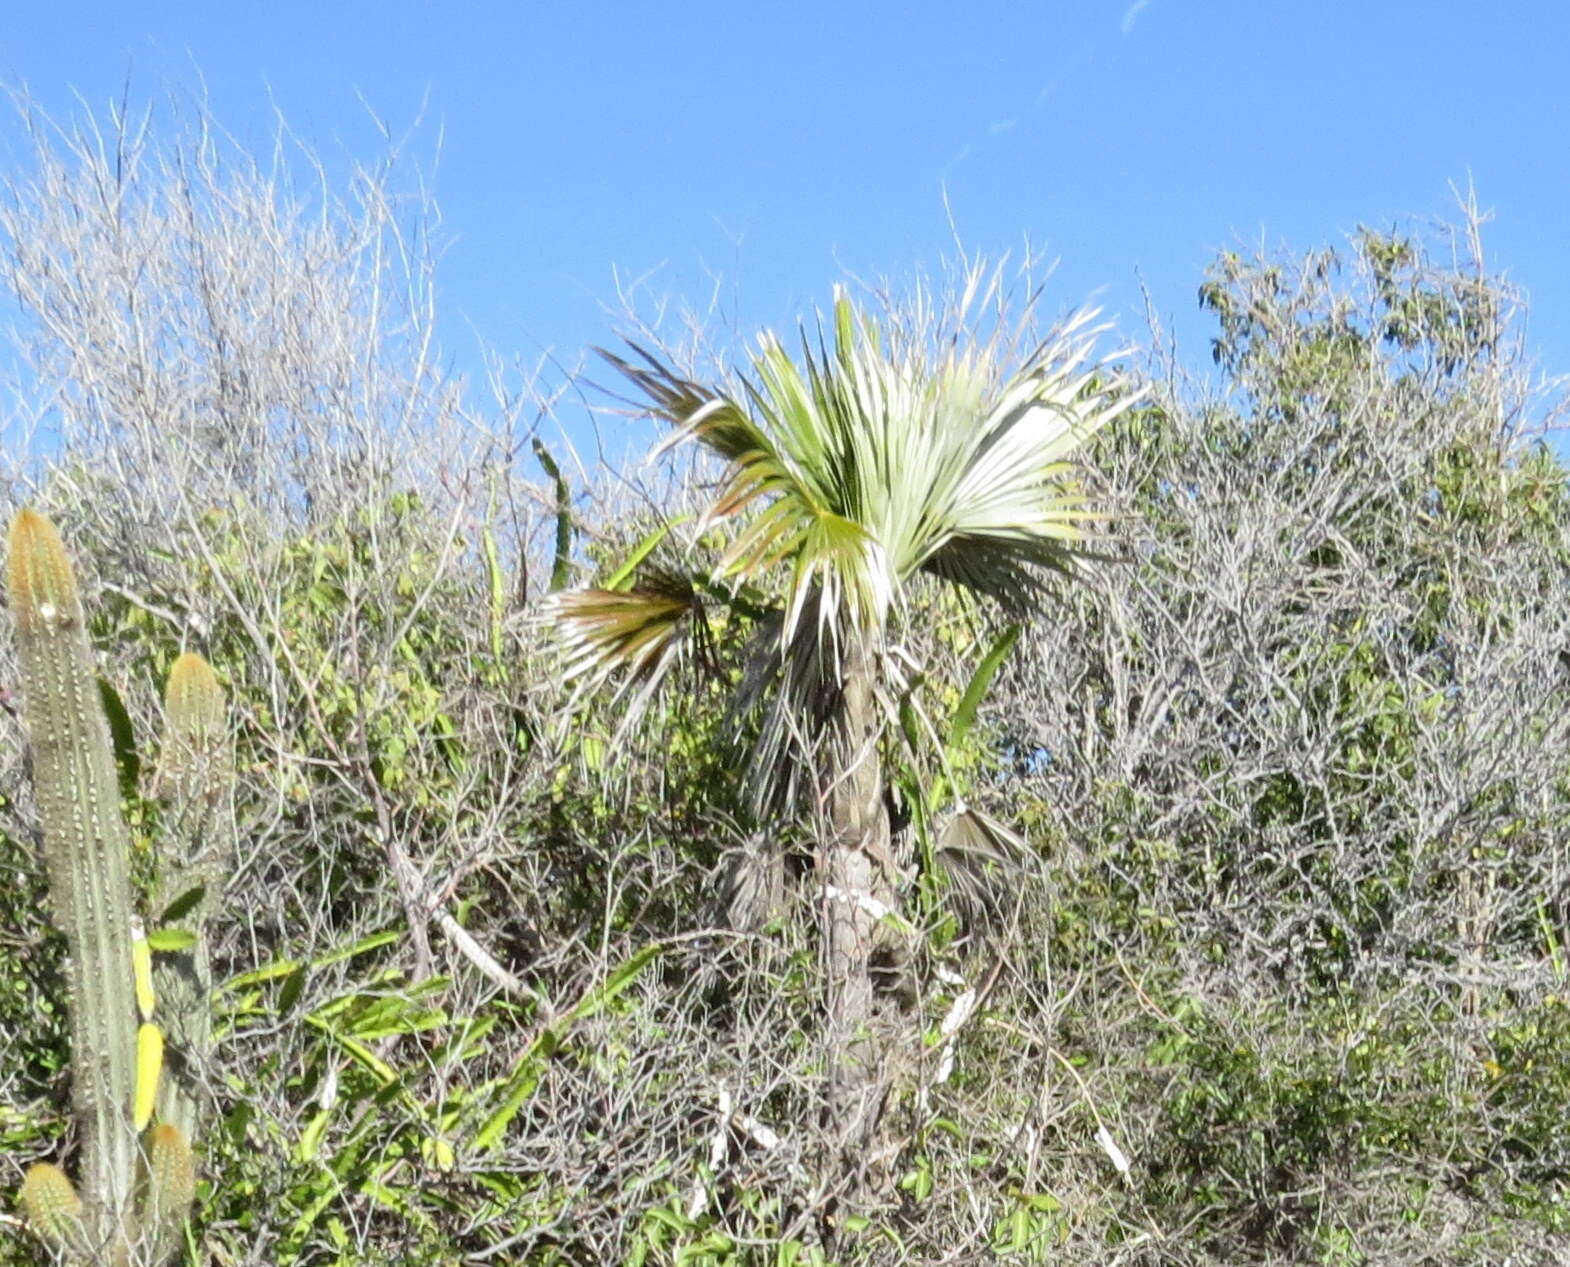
[149,651,233,1141]
[533,437,574,591]
[8,509,140,1252]
[9,511,228,1266]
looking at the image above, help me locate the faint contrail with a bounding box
[1121,0,1152,33]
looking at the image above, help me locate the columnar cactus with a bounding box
[7,509,232,1265]
[149,652,234,1143]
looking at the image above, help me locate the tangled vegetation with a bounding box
[1,97,1567,1265]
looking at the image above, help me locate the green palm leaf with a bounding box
[545,571,710,732]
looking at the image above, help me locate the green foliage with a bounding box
[473,941,663,1151]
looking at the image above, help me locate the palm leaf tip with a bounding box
[598,343,765,467]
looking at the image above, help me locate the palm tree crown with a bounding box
[551,273,1140,819]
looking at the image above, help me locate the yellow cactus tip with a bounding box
[164,650,225,728]
[7,506,57,557]
[149,1122,185,1147]
[168,651,217,685]
[6,506,79,631]
[134,1021,165,1130]
[18,1162,82,1244]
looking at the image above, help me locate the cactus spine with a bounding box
[8,509,230,1265]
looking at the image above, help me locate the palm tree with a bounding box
[548,269,1139,1158]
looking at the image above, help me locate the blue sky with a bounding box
[3,2,1568,457]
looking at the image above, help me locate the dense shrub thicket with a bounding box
[2,103,1568,1265]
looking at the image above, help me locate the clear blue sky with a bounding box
[4,2,1568,456]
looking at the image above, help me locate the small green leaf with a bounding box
[297,1108,331,1162]
[98,677,140,797]
[312,928,400,969]
[277,964,307,1016]
[605,515,693,591]
[220,958,300,990]
[158,884,206,924]
[949,624,1019,758]
[1009,1205,1030,1251]
[146,927,197,952]
[561,943,662,1025]
[330,1030,398,1085]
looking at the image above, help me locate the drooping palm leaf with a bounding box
[545,569,711,733]
[933,805,1036,934]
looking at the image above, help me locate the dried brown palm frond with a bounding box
[544,567,714,739]
[933,805,1037,936]
[710,833,790,934]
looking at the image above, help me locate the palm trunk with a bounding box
[824,634,891,1160]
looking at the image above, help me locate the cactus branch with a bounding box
[151,650,234,1143]
[18,1163,86,1256]
[142,1123,196,1261]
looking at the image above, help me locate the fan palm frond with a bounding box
[544,568,710,733]
[603,288,1140,652]
[933,805,1037,935]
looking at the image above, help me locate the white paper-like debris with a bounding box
[933,964,967,988]
[939,988,976,1038]
[935,1043,956,1085]
[687,1088,734,1221]
[737,1114,780,1151]
[709,1087,733,1166]
[1095,1124,1131,1175]
[822,883,892,921]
